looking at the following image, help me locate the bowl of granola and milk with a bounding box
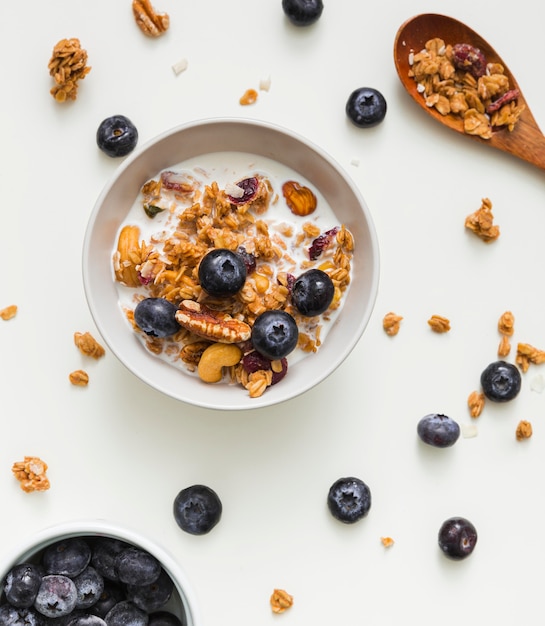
[83,118,379,410]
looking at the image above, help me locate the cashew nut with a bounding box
[197,343,242,383]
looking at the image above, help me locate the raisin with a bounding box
[451,43,487,78]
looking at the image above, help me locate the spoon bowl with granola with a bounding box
[394,13,545,171]
[83,118,379,410]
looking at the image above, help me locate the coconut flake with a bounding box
[461,422,478,438]
[225,182,245,198]
[259,76,271,92]
[530,373,545,393]
[172,58,188,76]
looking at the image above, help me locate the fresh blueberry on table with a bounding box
[417,413,460,448]
[173,485,223,535]
[480,360,521,402]
[282,0,323,26]
[198,248,247,297]
[34,575,78,618]
[291,268,334,316]
[114,548,161,586]
[251,310,299,360]
[42,538,91,578]
[126,569,173,613]
[96,115,138,158]
[134,298,181,338]
[438,516,478,560]
[327,477,371,523]
[104,601,148,626]
[346,87,387,128]
[3,563,43,608]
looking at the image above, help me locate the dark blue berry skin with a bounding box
[0,605,45,626]
[104,602,148,626]
[42,539,91,578]
[66,615,107,626]
[291,269,334,317]
[327,477,371,524]
[173,485,222,536]
[91,539,129,583]
[114,549,160,587]
[282,0,323,26]
[134,298,181,338]
[198,249,247,297]
[34,576,78,618]
[73,567,105,610]
[96,116,138,158]
[126,570,173,613]
[480,360,521,402]
[251,310,299,360]
[3,564,44,608]
[88,583,124,619]
[148,612,182,626]
[346,87,387,128]
[438,517,478,560]
[417,413,460,448]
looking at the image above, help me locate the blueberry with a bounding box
[282,0,323,26]
[126,570,173,613]
[96,116,138,158]
[327,477,371,524]
[114,549,161,587]
[346,87,387,128]
[198,248,247,297]
[148,612,182,626]
[91,539,129,582]
[42,539,91,578]
[251,310,299,360]
[480,360,521,402]
[417,413,460,448]
[34,576,78,618]
[88,583,124,619]
[3,563,44,608]
[291,269,335,317]
[72,567,104,610]
[134,298,181,338]
[173,485,222,535]
[104,602,148,626]
[67,615,107,626]
[438,516,478,560]
[0,605,44,626]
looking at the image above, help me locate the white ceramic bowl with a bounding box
[83,118,379,410]
[0,520,200,626]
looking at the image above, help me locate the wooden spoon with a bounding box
[394,13,545,171]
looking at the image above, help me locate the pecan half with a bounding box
[132,0,170,37]
[175,300,251,343]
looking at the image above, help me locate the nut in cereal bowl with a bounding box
[0,520,200,626]
[82,118,379,410]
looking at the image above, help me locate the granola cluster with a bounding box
[465,198,499,242]
[409,38,525,139]
[48,38,91,102]
[12,457,50,493]
[114,171,354,398]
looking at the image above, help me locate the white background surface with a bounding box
[1,1,545,624]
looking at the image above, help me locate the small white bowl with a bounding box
[83,118,379,410]
[0,520,200,626]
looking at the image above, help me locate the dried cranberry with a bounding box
[237,246,257,274]
[487,88,520,114]
[241,351,288,385]
[308,227,339,261]
[227,177,259,205]
[451,43,487,78]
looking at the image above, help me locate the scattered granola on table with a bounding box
[516,342,545,372]
[239,88,258,105]
[383,312,403,336]
[381,536,395,547]
[74,331,105,359]
[270,589,293,614]
[516,420,532,441]
[428,314,451,333]
[12,457,50,493]
[465,197,499,242]
[0,304,17,321]
[48,38,91,102]
[69,369,90,386]
[467,390,485,418]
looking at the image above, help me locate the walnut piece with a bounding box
[465,197,500,242]
[48,38,91,102]
[467,390,485,417]
[516,420,532,441]
[270,589,293,614]
[383,312,403,336]
[0,304,17,320]
[132,0,170,37]
[12,457,50,493]
[69,369,90,386]
[428,314,451,333]
[74,331,105,359]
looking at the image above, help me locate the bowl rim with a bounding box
[0,519,201,626]
[82,116,380,410]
